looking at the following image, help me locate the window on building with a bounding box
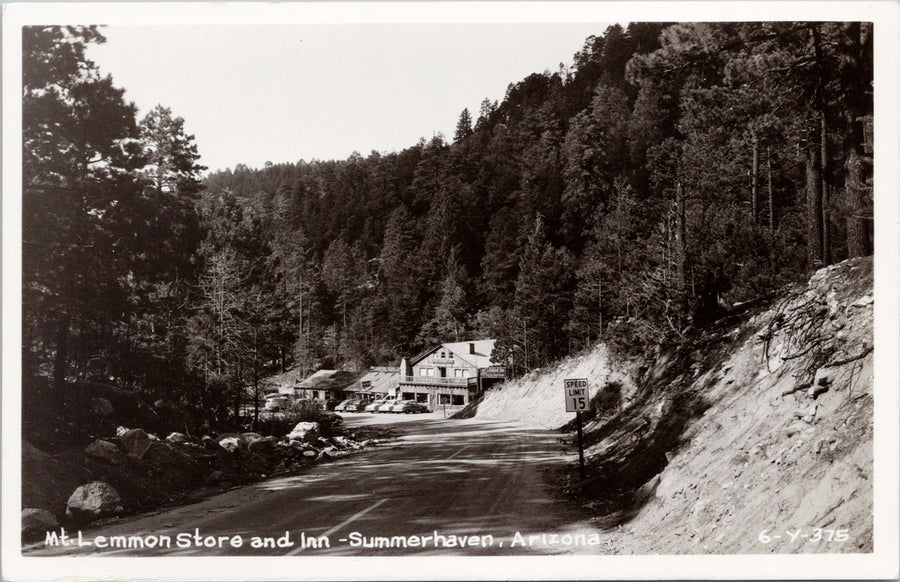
[439,394,451,404]
[416,393,428,403]
[402,392,415,400]
[452,394,465,405]
[454,369,466,378]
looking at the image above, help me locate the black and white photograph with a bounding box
[2,2,899,581]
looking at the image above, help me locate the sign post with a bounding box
[564,378,590,480]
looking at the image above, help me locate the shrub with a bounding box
[595,380,623,420]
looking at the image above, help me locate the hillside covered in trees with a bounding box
[23,22,873,433]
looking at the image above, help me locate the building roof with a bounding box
[409,339,496,369]
[346,368,399,395]
[264,367,373,396]
[295,369,337,389]
[299,370,367,393]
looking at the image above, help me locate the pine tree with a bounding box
[454,108,474,142]
[22,26,142,406]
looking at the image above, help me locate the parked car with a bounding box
[345,400,369,412]
[364,398,393,413]
[265,395,289,412]
[389,400,429,414]
[335,399,362,412]
[376,400,397,413]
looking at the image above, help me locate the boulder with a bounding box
[288,422,321,443]
[219,436,242,453]
[850,294,873,308]
[201,435,224,451]
[166,432,188,444]
[84,440,123,464]
[66,481,123,523]
[302,450,318,458]
[120,428,152,458]
[248,437,276,454]
[22,508,59,541]
[116,426,129,437]
[22,440,51,461]
[207,470,226,483]
[332,436,356,449]
[90,397,114,416]
[241,432,265,445]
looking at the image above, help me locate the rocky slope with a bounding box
[472,257,874,553]
[21,420,394,542]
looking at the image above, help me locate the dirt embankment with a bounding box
[472,257,875,553]
[469,343,638,429]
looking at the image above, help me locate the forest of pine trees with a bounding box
[23,23,874,430]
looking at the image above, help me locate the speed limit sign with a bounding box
[564,378,590,412]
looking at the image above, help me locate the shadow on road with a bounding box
[26,417,606,557]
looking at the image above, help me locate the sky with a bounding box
[87,23,609,174]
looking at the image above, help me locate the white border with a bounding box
[3,3,899,581]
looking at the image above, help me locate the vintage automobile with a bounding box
[389,400,429,414]
[364,398,393,413]
[264,394,290,412]
[335,399,364,412]
[366,398,396,412]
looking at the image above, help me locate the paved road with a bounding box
[25,413,609,557]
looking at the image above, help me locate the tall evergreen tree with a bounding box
[23,26,142,405]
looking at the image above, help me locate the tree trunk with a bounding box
[806,144,824,268]
[844,22,873,258]
[767,145,775,233]
[597,278,602,340]
[53,314,69,409]
[820,114,831,264]
[751,135,759,223]
[675,182,687,304]
[810,23,830,266]
[253,327,260,429]
[522,317,528,371]
[845,148,871,257]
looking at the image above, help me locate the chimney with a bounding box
[469,343,476,355]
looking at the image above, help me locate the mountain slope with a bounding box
[471,257,874,553]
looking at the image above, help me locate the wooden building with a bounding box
[399,340,503,410]
[342,367,400,402]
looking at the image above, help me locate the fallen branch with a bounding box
[781,339,824,361]
[781,382,812,397]
[826,346,873,368]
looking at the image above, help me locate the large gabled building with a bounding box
[398,340,504,409]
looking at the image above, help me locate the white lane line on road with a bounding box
[286,498,387,555]
[445,445,470,460]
